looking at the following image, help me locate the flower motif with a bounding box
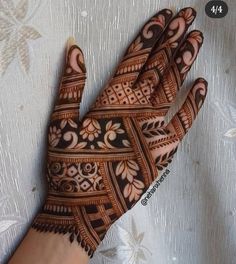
[123,179,145,202]
[48,162,66,177]
[116,160,139,182]
[59,178,79,192]
[48,126,62,147]
[80,118,101,141]
[78,162,98,178]
[99,217,151,263]
[0,0,41,74]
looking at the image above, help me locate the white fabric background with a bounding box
[0,0,235,263]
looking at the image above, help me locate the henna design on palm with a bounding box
[32,7,208,257]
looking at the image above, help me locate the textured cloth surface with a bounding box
[0,1,235,263]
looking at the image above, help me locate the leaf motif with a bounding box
[18,37,29,73]
[131,217,138,239]
[157,129,165,135]
[116,128,125,134]
[162,153,167,161]
[0,34,17,74]
[100,222,151,263]
[0,28,10,41]
[68,119,78,128]
[19,26,41,40]
[141,122,148,131]
[147,122,153,130]
[122,139,131,147]
[99,247,118,258]
[111,123,120,130]
[228,106,236,123]
[123,183,132,198]
[106,120,112,131]
[14,0,28,20]
[138,248,147,261]
[133,179,145,189]
[224,128,236,138]
[128,160,139,171]
[82,118,91,127]
[155,146,178,170]
[116,161,124,176]
[97,141,107,149]
[75,142,87,149]
[60,119,67,129]
[137,232,145,243]
[2,0,15,10]
[0,17,13,30]
[154,121,160,128]
[142,121,167,138]
[0,220,18,233]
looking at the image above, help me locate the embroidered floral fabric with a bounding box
[32,7,208,257]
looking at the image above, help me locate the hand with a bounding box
[32,7,207,257]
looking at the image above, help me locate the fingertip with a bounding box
[178,7,197,25]
[161,8,173,16]
[193,77,208,92]
[187,30,204,45]
[181,6,197,17]
[190,77,208,109]
[67,36,76,47]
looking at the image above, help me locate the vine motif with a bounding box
[115,160,145,202]
[141,120,167,138]
[155,147,178,171]
[97,120,125,149]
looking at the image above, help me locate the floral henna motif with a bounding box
[115,160,145,202]
[80,118,101,141]
[32,8,207,258]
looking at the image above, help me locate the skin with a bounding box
[8,229,89,264]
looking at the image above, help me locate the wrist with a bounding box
[9,229,89,264]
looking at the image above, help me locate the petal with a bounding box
[116,161,124,176]
[127,173,134,183]
[123,183,131,198]
[17,38,30,73]
[128,160,139,171]
[88,133,94,141]
[106,120,112,131]
[0,34,17,74]
[83,118,91,127]
[133,179,145,189]
[19,26,41,40]
[14,0,28,20]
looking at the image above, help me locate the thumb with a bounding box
[52,37,86,122]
